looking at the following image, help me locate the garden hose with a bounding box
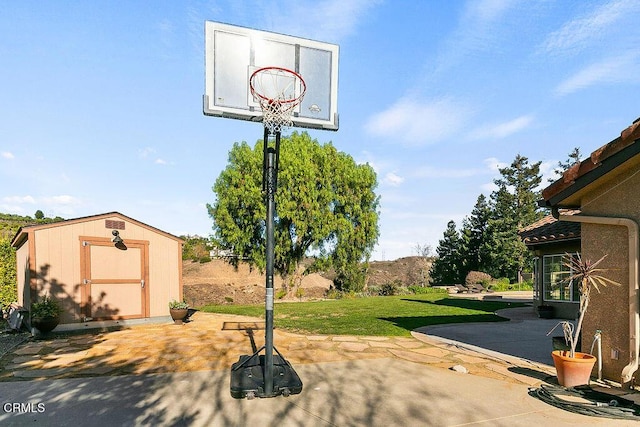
[529,384,640,420]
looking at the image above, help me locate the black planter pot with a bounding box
[552,336,571,351]
[537,305,554,319]
[31,316,60,334]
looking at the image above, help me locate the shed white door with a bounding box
[80,238,149,320]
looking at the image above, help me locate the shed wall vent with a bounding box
[106,220,125,230]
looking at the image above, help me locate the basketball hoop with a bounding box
[250,67,306,134]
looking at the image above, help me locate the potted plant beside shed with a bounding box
[550,253,620,387]
[30,295,63,335]
[169,300,189,325]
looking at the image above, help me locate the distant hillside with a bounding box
[0,213,65,240]
[183,256,434,306]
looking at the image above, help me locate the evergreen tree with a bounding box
[549,147,582,182]
[430,220,463,285]
[485,154,543,281]
[460,194,492,275]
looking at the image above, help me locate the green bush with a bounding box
[0,238,17,310]
[465,271,492,286]
[487,278,534,291]
[31,296,63,318]
[364,285,380,297]
[333,263,367,293]
[169,300,189,309]
[379,280,401,296]
[325,288,342,299]
[408,285,447,295]
[275,288,288,299]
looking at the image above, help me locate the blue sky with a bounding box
[1,1,639,261]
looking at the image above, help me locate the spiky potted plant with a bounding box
[550,253,620,387]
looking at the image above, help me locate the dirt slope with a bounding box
[182,256,432,307]
[183,260,332,307]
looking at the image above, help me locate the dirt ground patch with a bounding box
[183,256,433,307]
[183,260,330,307]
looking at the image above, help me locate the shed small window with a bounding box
[543,253,579,302]
[106,220,125,230]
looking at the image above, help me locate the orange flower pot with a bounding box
[551,350,597,388]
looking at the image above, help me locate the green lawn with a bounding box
[200,293,525,337]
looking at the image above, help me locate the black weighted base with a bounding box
[230,353,303,399]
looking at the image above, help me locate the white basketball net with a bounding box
[250,67,306,134]
[259,100,295,134]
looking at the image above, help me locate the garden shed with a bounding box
[11,212,183,326]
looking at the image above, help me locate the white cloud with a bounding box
[432,0,519,72]
[155,158,168,165]
[468,115,534,140]
[355,151,381,172]
[463,0,516,27]
[483,157,508,173]
[413,157,506,180]
[539,160,559,186]
[478,157,507,194]
[540,0,639,56]
[480,182,497,194]
[273,0,381,42]
[365,97,471,145]
[382,172,404,187]
[1,195,83,217]
[1,151,14,159]
[554,55,640,96]
[41,195,81,206]
[138,147,156,158]
[2,195,36,205]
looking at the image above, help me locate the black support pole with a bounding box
[264,138,277,396]
[229,127,302,400]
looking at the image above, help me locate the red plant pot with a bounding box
[551,350,597,388]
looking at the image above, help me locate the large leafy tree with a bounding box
[208,132,380,291]
[485,154,543,280]
[430,220,464,285]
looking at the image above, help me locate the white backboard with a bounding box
[204,21,339,131]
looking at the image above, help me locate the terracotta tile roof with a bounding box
[519,210,581,246]
[542,118,640,204]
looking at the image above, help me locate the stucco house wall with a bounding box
[578,161,640,380]
[537,117,640,385]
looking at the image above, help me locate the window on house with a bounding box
[532,256,539,301]
[543,253,579,302]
